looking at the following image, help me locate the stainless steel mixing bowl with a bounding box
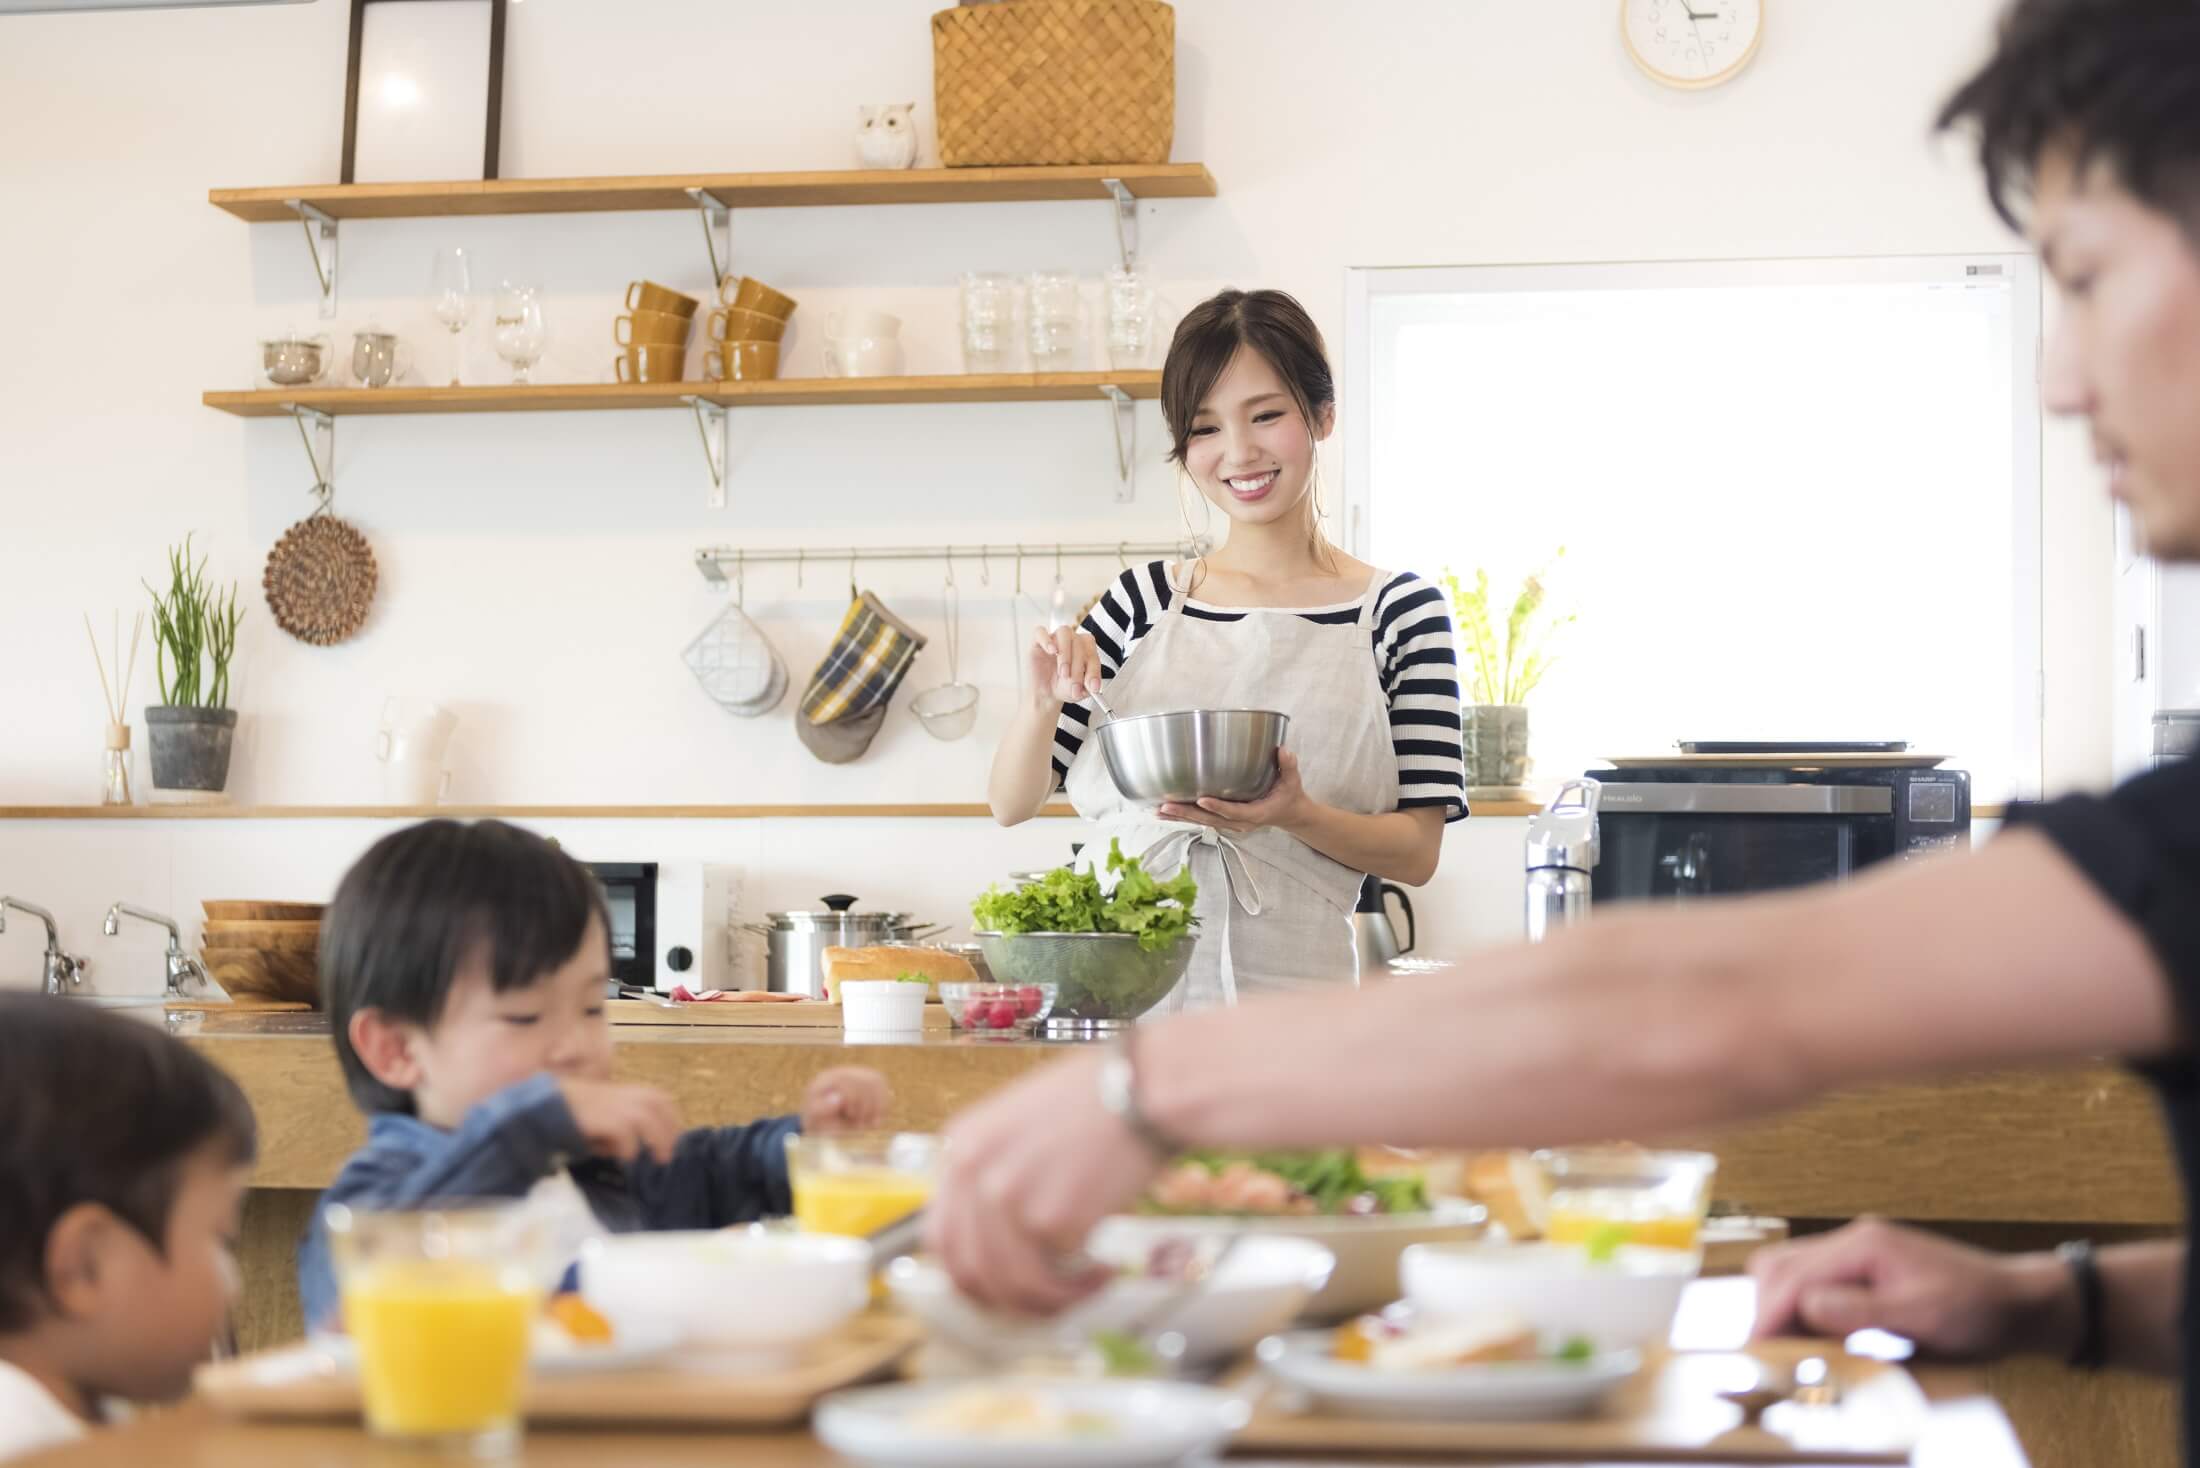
[1095,709,1290,803]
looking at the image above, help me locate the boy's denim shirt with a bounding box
[296,1073,798,1328]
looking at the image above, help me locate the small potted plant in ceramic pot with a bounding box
[1443,549,1574,799]
[144,536,244,800]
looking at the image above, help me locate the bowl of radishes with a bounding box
[940,980,1055,1035]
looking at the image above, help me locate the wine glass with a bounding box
[491,282,546,384]
[429,247,473,386]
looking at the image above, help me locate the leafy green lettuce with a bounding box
[1143,1150,1433,1217]
[971,840,1198,954]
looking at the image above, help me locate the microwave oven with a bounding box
[581,860,739,991]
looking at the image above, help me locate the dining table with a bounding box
[22,1280,2031,1468]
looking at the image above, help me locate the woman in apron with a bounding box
[987,289,1468,1009]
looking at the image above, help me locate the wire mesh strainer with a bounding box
[911,568,978,740]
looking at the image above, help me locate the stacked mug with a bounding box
[706,276,795,382]
[614,280,700,384]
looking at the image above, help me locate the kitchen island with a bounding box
[184,1009,2180,1467]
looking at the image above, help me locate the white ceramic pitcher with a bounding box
[377,698,456,805]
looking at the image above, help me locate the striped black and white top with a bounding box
[1052,562,1469,821]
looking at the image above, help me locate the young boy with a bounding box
[298,818,893,1328]
[0,994,257,1462]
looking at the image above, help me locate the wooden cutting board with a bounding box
[607,999,950,1029]
[194,1314,921,1428]
[1226,1341,1927,1463]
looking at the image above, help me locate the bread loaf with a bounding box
[820,945,975,1000]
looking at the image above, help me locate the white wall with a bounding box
[0,0,2107,990]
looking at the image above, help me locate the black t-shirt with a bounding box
[2005,752,2200,1460]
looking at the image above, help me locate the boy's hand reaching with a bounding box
[558,1078,684,1165]
[802,1067,892,1133]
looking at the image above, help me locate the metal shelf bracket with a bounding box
[1100,384,1136,502]
[686,188,732,287]
[284,200,340,318]
[283,405,336,508]
[683,395,729,508]
[1101,178,1138,271]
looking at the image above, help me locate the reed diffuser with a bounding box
[84,610,144,805]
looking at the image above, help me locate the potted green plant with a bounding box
[144,536,244,798]
[1441,549,1574,795]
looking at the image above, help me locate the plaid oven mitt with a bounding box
[797,591,927,763]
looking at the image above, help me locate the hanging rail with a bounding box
[692,538,1210,586]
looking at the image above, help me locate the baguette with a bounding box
[820,944,975,1000]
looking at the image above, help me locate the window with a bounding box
[1343,256,2042,802]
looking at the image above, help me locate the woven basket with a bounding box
[932,0,1175,167]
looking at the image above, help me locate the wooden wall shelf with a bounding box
[203,372,1161,419]
[209,163,1216,223]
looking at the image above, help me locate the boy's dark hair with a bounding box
[322,819,609,1114]
[1939,0,2200,239]
[0,994,257,1332]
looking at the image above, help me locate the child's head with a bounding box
[1160,288,1338,553]
[0,994,255,1402]
[324,819,612,1126]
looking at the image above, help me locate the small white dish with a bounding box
[1256,1330,1640,1421]
[838,979,928,1031]
[815,1377,1249,1468]
[1401,1240,1698,1351]
[308,1318,680,1376]
[888,1233,1333,1367]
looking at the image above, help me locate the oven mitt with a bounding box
[798,591,926,763]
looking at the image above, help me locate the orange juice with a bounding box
[343,1260,536,1438]
[792,1168,933,1237]
[1546,1206,1703,1251]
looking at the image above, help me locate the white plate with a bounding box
[815,1377,1248,1468]
[1256,1330,1640,1421]
[308,1319,679,1376]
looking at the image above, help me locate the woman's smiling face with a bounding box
[1181,346,1334,529]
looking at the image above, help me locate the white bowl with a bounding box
[839,980,928,1031]
[888,1234,1333,1367]
[816,1377,1248,1468]
[1400,1240,1698,1351]
[1093,1198,1487,1323]
[580,1228,869,1353]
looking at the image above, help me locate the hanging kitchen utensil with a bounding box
[683,553,787,717]
[797,590,926,763]
[910,564,978,741]
[263,475,377,647]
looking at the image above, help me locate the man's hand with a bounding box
[557,1078,684,1166]
[802,1066,893,1133]
[1750,1216,2076,1361]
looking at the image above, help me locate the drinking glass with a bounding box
[1534,1147,1716,1252]
[1026,269,1081,365]
[491,282,547,384]
[326,1202,549,1455]
[959,271,1020,371]
[429,247,474,386]
[786,1132,942,1238]
[1104,266,1156,369]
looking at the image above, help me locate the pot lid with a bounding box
[760,895,919,928]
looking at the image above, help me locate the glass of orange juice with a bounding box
[1535,1147,1717,1254]
[787,1132,941,1239]
[326,1202,550,1455]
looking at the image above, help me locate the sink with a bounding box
[54,994,195,1031]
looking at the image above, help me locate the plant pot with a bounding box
[145,706,237,795]
[1464,704,1532,792]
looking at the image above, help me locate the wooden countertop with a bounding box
[182,1015,2181,1227]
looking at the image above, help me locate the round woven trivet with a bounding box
[263,514,378,646]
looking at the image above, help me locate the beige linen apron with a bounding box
[1065,564,1402,1009]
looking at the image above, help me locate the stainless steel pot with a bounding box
[742,894,939,997]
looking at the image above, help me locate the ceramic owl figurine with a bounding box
[856,103,919,169]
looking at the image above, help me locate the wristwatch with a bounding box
[1098,1030,1184,1160]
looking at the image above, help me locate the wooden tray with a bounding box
[607,998,950,1029]
[1226,1342,1927,1463]
[195,1313,921,1428]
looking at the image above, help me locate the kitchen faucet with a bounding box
[103,902,211,999]
[0,897,88,995]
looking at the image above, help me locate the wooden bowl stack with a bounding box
[201,901,326,1006]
